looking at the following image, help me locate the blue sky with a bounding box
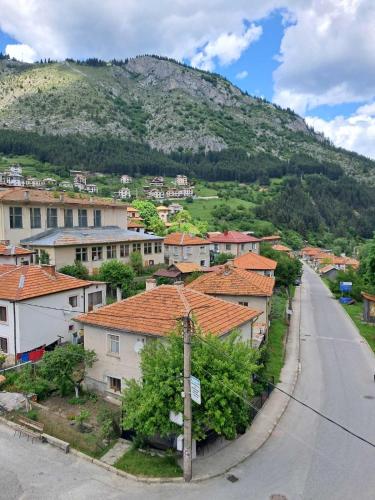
[0,1,375,158]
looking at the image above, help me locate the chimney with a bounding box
[24,190,30,201]
[41,264,56,277]
[116,287,122,302]
[146,278,157,291]
[223,229,228,235]
[223,262,233,275]
[59,193,64,202]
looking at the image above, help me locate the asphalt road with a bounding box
[1,263,374,499]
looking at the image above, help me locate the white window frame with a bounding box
[107,376,122,393]
[107,333,120,356]
[68,295,79,308]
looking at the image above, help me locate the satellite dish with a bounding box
[134,340,144,354]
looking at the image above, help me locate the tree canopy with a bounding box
[122,326,259,441]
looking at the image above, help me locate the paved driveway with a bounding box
[1,264,374,499]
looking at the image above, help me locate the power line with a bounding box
[193,333,375,450]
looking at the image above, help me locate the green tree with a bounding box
[122,327,259,441]
[39,344,97,397]
[98,260,136,297]
[213,253,235,265]
[169,210,208,235]
[130,251,144,276]
[59,261,89,280]
[261,244,302,288]
[37,249,50,264]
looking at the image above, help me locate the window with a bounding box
[30,208,41,229]
[94,209,101,227]
[88,291,103,311]
[225,244,231,251]
[0,337,8,353]
[47,208,58,228]
[120,244,129,257]
[148,260,154,266]
[241,244,245,250]
[186,246,192,255]
[92,246,103,261]
[107,245,117,259]
[239,301,249,307]
[75,247,87,262]
[0,306,7,323]
[144,242,152,255]
[154,241,162,254]
[64,209,73,228]
[108,376,121,392]
[69,296,78,308]
[132,242,141,252]
[107,334,119,355]
[9,207,23,229]
[78,209,88,227]
[173,245,179,256]
[200,245,206,254]
[200,260,206,266]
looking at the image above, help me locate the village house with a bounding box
[118,187,131,200]
[43,177,57,186]
[0,264,106,365]
[149,176,164,187]
[272,244,292,255]
[85,184,98,194]
[187,263,275,335]
[75,283,260,396]
[120,175,133,184]
[0,241,34,265]
[233,252,277,277]
[208,230,261,257]
[164,232,210,267]
[59,181,74,190]
[319,265,339,281]
[153,262,203,282]
[175,175,188,186]
[165,186,194,198]
[361,292,375,324]
[146,188,165,200]
[260,235,282,245]
[168,203,184,216]
[156,205,169,223]
[21,226,164,272]
[0,188,127,245]
[0,165,25,187]
[25,177,45,189]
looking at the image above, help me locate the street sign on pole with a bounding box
[191,375,201,405]
[169,410,183,426]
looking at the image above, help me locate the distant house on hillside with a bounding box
[120,175,133,184]
[208,230,261,256]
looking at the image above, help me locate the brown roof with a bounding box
[173,262,202,273]
[319,265,337,274]
[164,232,210,246]
[75,285,260,337]
[0,188,124,208]
[0,265,95,301]
[127,220,145,229]
[207,231,260,244]
[187,266,275,297]
[0,244,34,256]
[272,244,291,252]
[362,292,375,302]
[234,252,277,271]
[261,235,281,242]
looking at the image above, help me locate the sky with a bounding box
[0,0,375,159]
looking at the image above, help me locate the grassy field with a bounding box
[182,197,254,224]
[262,291,288,384]
[115,449,182,477]
[342,302,375,353]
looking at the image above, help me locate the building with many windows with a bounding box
[0,188,127,245]
[21,226,164,273]
[163,232,210,267]
[208,230,261,256]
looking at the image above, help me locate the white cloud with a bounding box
[191,24,262,71]
[236,70,248,79]
[0,0,279,65]
[306,108,375,159]
[273,0,375,114]
[5,43,37,62]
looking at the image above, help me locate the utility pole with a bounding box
[183,315,192,482]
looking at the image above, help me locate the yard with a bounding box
[342,302,375,353]
[115,449,182,477]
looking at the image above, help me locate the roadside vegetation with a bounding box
[115,449,182,477]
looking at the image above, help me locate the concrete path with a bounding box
[101,438,131,465]
[192,284,301,480]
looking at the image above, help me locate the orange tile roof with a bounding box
[361,292,375,301]
[75,285,260,337]
[0,188,124,208]
[127,220,145,228]
[261,235,281,242]
[174,262,201,273]
[208,231,260,243]
[234,252,277,271]
[301,247,323,256]
[319,265,337,274]
[272,244,291,252]
[0,265,95,301]
[187,266,275,297]
[0,244,34,256]
[164,232,210,246]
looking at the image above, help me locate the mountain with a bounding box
[0,55,374,183]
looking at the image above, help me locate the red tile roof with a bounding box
[0,265,95,301]
[164,232,210,246]
[272,244,291,252]
[76,285,260,337]
[234,252,277,271]
[0,244,34,256]
[187,266,275,297]
[207,231,260,244]
[0,188,125,208]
